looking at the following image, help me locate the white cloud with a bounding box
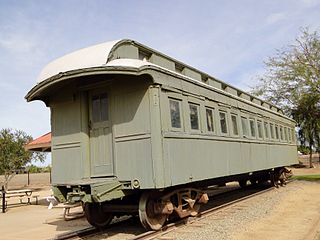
[299,0,320,8]
[266,12,287,25]
[0,34,37,53]
[0,0,320,145]
[232,67,266,92]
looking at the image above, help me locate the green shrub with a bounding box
[297,146,310,155]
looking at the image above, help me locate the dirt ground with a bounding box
[233,157,320,240]
[0,157,319,240]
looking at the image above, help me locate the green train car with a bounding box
[26,39,298,230]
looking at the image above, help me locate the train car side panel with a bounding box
[111,78,155,188]
[50,89,84,184]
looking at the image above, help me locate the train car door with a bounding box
[89,90,114,177]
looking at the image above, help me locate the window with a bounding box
[275,125,279,139]
[241,116,248,136]
[206,108,214,132]
[288,128,292,142]
[92,93,108,122]
[219,111,228,134]
[257,120,263,138]
[231,114,239,135]
[284,127,288,141]
[270,123,275,139]
[292,129,295,142]
[280,126,283,140]
[264,122,269,139]
[169,99,181,128]
[250,118,256,137]
[189,103,200,130]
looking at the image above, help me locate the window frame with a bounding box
[241,115,249,138]
[264,121,269,140]
[219,110,229,135]
[205,107,215,134]
[90,92,109,126]
[284,127,288,142]
[231,113,239,137]
[188,102,201,132]
[288,127,292,142]
[249,117,256,139]
[292,128,296,143]
[275,124,279,140]
[257,119,263,139]
[168,97,183,131]
[270,123,275,140]
[280,126,284,141]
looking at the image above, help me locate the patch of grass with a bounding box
[291,174,320,181]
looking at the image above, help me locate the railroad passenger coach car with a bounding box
[26,39,298,230]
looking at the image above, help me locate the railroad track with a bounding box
[130,185,275,240]
[52,183,286,240]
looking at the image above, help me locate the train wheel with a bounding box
[84,203,113,228]
[139,191,167,230]
[238,180,248,188]
[249,179,258,186]
[278,168,287,186]
[190,203,201,216]
[270,171,280,188]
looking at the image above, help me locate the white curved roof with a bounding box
[29,38,286,116]
[38,40,121,82]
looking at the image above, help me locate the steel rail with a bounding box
[53,181,293,240]
[130,185,279,240]
[52,226,98,240]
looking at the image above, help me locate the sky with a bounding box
[0,0,320,165]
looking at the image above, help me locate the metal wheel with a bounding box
[84,203,113,228]
[190,203,201,216]
[278,169,287,186]
[238,180,248,188]
[139,191,167,230]
[249,179,258,186]
[270,171,280,188]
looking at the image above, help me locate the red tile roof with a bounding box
[25,132,51,152]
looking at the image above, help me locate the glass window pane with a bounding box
[257,120,263,138]
[92,96,100,123]
[288,128,292,142]
[270,123,274,139]
[231,115,238,135]
[280,127,283,140]
[292,129,295,142]
[284,127,288,141]
[219,112,228,134]
[100,93,108,121]
[241,117,248,136]
[250,119,256,137]
[189,104,199,130]
[264,122,269,138]
[170,99,181,128]
[206,108,214,132]
[275,125,279,139]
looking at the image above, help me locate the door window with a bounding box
[92,93,108,122]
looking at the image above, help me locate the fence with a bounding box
[0,172,51,189]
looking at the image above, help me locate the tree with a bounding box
[292,93,320,167]
[252,28,320,167]
[0,128,45,190]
